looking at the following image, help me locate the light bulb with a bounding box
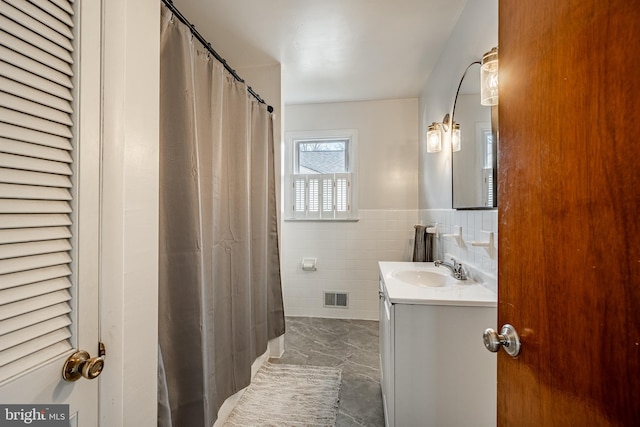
[451,123,461,152]
[426,122,441,153]
[481,47,499,106]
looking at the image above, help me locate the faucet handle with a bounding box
[451,258,468,280]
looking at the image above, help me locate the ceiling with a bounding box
[171,0,468,105]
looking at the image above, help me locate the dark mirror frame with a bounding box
[451,61,498,210]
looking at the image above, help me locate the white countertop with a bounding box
[379,261,497,307]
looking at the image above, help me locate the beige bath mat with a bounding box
[223,362,342,426]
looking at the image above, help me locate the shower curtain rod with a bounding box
[161,0,274,113]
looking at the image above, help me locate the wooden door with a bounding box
[498,0,640,425]
[0,0,102,423]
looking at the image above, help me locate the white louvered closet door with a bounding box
[0,0,101,421]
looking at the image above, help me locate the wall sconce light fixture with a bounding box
[426,122,442,153]
[481,47,498,106]
[427,113,458,154]
[451,122,461,152]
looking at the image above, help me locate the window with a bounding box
[286,130,357,220]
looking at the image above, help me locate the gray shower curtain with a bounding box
[158,5,285,426]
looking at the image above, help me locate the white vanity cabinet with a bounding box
[379,278,394,427]
[379,262,497,427]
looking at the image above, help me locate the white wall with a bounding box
[283,99,419,319]
[287,99,419,210]
[418,0,498,285]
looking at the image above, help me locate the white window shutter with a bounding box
[308,178,319,213]
[291,173,353,220]
[292,175,306,218]
[0,0,75,383]
[320,174,333,218]
[334,173,351,219]
[483,167,494,207]
[306,176,320,219]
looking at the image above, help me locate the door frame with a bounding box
[97,0,160,425]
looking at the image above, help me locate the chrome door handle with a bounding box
[62,343,106,381]
[483,324,521,357]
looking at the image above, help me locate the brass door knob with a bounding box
[62,345,105,382]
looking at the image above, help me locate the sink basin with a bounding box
[392,269,451,287]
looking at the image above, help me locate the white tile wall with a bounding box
[281,209,419,320]
[419,209,498,293]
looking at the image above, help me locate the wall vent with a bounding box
[324,291,349,308]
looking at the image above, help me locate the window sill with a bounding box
[284,218,359,223]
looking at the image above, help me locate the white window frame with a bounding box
[285,129,358,221]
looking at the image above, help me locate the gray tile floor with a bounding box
[269,317,385,427]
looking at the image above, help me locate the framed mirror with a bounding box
[451,62,498,209]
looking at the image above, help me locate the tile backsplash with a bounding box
[281,209,417,320]
[419,209,498,293]
[280,208,498,321]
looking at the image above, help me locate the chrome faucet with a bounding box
[434,258,467,280]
